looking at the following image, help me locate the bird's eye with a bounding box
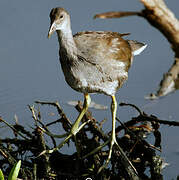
[60,15,63,19]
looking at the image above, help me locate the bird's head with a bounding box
[48,7,70,38]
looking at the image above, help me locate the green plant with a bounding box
[0,160,21,180]
[0,169,5,180]
[8,160,21,180]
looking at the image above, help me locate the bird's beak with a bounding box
[48,22,56,38]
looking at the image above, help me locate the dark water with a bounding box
[0,0,179,179]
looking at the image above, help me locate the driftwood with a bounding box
[94,0,179,98]
[1,100,179,179]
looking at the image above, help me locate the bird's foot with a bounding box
[38,120,90,157]
[82,135,129,174]
[82,140,110,159]
[38,133,73,156]
[82,136,118,173]
[97,136,118,173]
[97,137,138,175]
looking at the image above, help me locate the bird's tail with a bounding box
[127,40,147,56]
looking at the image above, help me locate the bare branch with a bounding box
[139,0,179,97]
[140,0,179,53]
[94,11,142,19]
[147,57,179,98]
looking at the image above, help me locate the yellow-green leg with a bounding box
[57,93,91,148]
[98,95,137,175]
[39,93,91,155]
[107,95,118,162]
[71,93,91,135]
[98,95,117,172]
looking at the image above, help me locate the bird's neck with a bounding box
[57,27,77,59]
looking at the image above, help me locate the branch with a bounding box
[119,102,179,126]
[140,0,179,53]
[146,57,179,98]
[94,11,142,19]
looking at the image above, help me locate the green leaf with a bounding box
[8,160,21,180]
[0,169,5,180]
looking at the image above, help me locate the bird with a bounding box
[47,7,147,172]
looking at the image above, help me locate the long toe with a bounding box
[97,137,116,173]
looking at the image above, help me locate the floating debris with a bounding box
[67,100,108,110]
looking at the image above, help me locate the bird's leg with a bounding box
[82,95,117,170]
[108,95,118,160]
[70,93,91,135]
[98,95,117,173]
[60,93,91,154]
[55,93,91,147]
[39,93,91,156]
[98,96,137,174]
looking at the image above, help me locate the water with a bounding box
[0,0,179,179]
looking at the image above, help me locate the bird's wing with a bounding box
[73,31,132,65]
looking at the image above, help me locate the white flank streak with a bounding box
[112,38,119,44]
[133,44,147,56]
[115,60,125,68]
[81,78,88,87]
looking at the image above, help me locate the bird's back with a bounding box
[73,31,132,72]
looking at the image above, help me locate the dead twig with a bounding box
[119,102,179,126]
[116,117,161,152]
[94,11,142,19]
[0,117,29,140]
[0,100,168,179]
[35,100,72,127]
[28,105,57,148]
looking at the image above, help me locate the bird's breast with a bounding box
[59,51,128,96]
